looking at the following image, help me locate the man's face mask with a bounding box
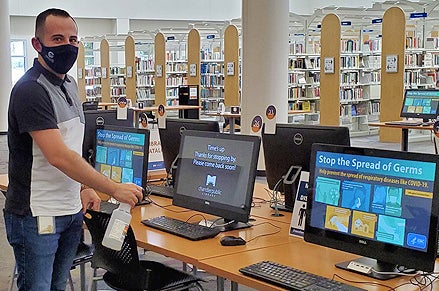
[38,40,78,74]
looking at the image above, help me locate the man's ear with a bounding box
[31,37,42,52]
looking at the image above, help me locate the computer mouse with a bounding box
[220,236,246,246]
[135,188,151,206]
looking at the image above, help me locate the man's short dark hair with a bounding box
[35,8,76,38]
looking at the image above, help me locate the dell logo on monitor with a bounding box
[179,126,187,135]
[359,239,367,245]
[293,133,304,145]
[96,116,105,125]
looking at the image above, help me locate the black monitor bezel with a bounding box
[400,88,439,120]
[262,123,350,190]
[172,130,261,223]
[94,124,150,189]
[304,143,439,272]
[83,109,135,166]
[158,118,220,173]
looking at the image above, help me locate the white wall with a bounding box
[9,0,241,21]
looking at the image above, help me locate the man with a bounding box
[4,8,143,290]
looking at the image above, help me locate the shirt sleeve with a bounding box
[12,80,58,134]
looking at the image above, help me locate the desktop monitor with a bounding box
[94,125,150,189]
[83,109,135,166]
[158,118,220,174]
[172,130,261,231]
[305,143,439,279]
[401,89,439,121]
[262,124,350,210]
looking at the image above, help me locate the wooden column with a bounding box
[154,32,166,106]
[380,7,406,143]
[100,39,111,103]
[319,13,341,126]
[77,42,86,102]
[125,35,136,102]
[187,29,201,87]
[224,25,240,106]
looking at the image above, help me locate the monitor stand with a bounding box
[270,166,302,213]
[336,257,411,280]
[199,218,252,232]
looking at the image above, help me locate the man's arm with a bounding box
[30,128,142,206]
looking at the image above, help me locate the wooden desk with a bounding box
[197,240,439,291]
[98,102,117,109]
[132,105,202,127]
[131,196,294,266]
[288,109,311,115]
[368,122,433,151]
[203,112,241,134]
[250,182,293,225]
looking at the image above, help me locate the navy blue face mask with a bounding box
[38,41,78,74]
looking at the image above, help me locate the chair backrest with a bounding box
[84,210,149,289]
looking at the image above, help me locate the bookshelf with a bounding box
[287,32,321,124]
[135,40,155,105]
[200,32,224,111]
[165,34,187,105]
[109,38,127,102]
[83,41,102,102]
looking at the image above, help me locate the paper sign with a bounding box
[386,55,398,73]
[264,105,277,134]
[157,104,166,129]
[289,171,310,238]
[148,127,165,171]
[77,68,83,79]
[102,67,107,79]
[116,97,128,120]
[189,64,197,77]
[250,115,263,136]
[324,57,334,74]
[227,62,235,76]
[190,87,198,100]
[156,64,163,77]
[127,66,133,78]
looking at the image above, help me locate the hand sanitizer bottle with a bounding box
[102,203,132,251]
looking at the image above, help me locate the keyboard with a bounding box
[141,215,220,241]
[239,261,366,291]
[147,184,175,198]
[384,121,422,126]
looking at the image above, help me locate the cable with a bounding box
[147,196,192,213]
[332,274,396,290]
[245,221,282,243]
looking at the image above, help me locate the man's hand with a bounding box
[112,183,143,207]
[80,188,101,213]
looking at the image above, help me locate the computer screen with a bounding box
[83,109,135,165]
[262,123,350,191]
[305,144,439,279]
[401,89,439,121]
[94,125,150,189]
[172,130,261,231]
[158,118,220,174]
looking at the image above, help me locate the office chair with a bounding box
[83,209,204,291]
